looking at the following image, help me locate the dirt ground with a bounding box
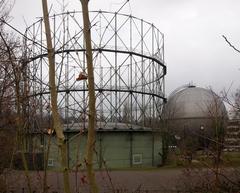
[4,168,184,193]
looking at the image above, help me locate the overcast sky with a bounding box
[11,0,240,96]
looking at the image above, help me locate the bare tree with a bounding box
[79,1,99,193]
[205,89,227,188]
[0,0,16,120]
[0,1,34,192]
[41,1,71,193]
[0,28,34,193]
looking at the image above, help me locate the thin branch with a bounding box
[222,35,240,54]
[0,18,47,50]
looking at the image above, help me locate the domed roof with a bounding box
[163,85,227,119]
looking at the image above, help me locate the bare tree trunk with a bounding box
[41,1,71,193]
[0,32,32,193]
[79,1,98,193]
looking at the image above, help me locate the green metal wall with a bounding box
[132,133,152,166]
[45,131,163,170]
[100,132,131,168]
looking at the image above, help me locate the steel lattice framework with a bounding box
[25,11,166,130]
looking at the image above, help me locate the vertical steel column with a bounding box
[129,15,133,167]
[141,19,144,126]
[83,40,86,129]
[130,15,133,125]
[73,66,76,118]
[40,19,43,122]
[99,12,103,125]
[114,12,118,125]
[135,60,137,123]
[65,13,70,129]
[110,66,113,122]
[32,23,36,97]
[100,65,103,122]
[151,24,154,126]
[162,33,165,101]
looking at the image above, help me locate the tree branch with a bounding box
[222,35,240,54]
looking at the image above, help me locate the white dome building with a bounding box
[162,85,227,149]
